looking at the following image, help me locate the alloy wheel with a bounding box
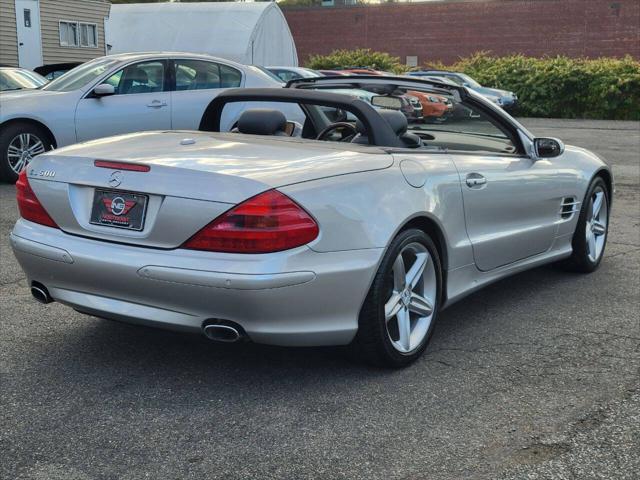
[7,133,46,174]
[385,242,437,354]
[585,187,608,263]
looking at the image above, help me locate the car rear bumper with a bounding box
[10,219,383,346]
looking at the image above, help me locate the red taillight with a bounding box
[16,169,58,228]
[94,160,150,172]
[182,190,319,253]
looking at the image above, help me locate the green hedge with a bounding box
[434,53,640,120]
[306,48,405,74]
[305,50,640,120]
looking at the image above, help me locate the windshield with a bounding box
[0,69,47,91]
[254,66,285,83]
[295,81,515,154]
[42,57,121,92]
[457,74,481,88]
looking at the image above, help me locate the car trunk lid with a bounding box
[25,131,391,248]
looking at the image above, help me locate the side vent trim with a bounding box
[560,197,580,219]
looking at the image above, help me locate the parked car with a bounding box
[408,71,518,110]
[404,95,424,123]
[0,67,47,92]
[10,75,612,367]
[323,88,419,124]
[34,62,83,81]
[265,66,323,82]
[318,69,425,122]
[317,69,349,76]
[339,68,384,75]
[407,90,451,122]
[0,52,286,182]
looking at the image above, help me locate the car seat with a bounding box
[236,109,289,136]
[351,110,423,148]
[122,67,150,94]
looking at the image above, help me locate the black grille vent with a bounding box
[560,197,580,219]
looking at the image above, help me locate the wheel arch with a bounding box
[593,168,613,202]
[0,118,57,149]
[396,214,450,305]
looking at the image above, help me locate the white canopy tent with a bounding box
[106,2,298,67]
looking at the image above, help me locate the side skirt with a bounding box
[442,233,573,309]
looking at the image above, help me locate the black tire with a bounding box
[0,122,53,183]
[560,176,610,273]
[352,229,442,368]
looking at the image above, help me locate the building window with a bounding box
[60,21,97,48]
[24,9,31,28]
[60,21,78,47]
[79,23,98,48]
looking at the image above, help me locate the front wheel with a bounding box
[561,176,610,272]
[0,122,52,183]
[353,229,442,368]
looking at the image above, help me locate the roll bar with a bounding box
[198,88,404,147]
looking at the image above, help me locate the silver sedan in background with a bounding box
[0,52,285,183]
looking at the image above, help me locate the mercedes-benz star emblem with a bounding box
[108,171,123,188]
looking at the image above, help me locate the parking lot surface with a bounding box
[1,119,638,480]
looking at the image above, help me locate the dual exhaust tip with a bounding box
[202,322,245,343]
[31,282,244,344]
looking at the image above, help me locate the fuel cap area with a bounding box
[399,159,427,188]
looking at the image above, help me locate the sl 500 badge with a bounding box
[30,169,55,178]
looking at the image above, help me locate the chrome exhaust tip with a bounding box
[202,323,243,343]
[31,282,52,304]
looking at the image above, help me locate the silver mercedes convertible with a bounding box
[10,76,612,367]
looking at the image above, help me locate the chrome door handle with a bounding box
[466,173,487,188]
[146,100,167,108]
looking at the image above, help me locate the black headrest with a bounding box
[237,109,287,135]
[128,67,148,83]
[379,109,408,135]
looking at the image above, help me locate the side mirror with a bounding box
[534,137,565,158]
[93,83,115,97]
[371,95,402,110]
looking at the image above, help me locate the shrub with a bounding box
[306,49,405,74]
[425,52,640,120]
[305,50,639,119]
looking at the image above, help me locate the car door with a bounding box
[169,59,244,131]
[441,103,575,271]
[75,60,171,142]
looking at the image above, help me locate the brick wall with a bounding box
[283,0,640,66]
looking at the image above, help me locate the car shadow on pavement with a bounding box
[22,263,593,396]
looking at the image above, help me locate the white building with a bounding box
[107,1,298,67]
[0,0,110,69]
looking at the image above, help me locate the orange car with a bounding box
[338,68,393,76]
[407,90,451,121]
[331,70,453,122]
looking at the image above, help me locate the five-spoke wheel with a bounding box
[385,243,437,354]
[585,187,608,263]
[355,229,441,368]
[562,176,610,272]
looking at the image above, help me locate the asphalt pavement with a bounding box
[1,118,638,480]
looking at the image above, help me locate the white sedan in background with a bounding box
[0,52,286,182]
[265,66,323,82]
